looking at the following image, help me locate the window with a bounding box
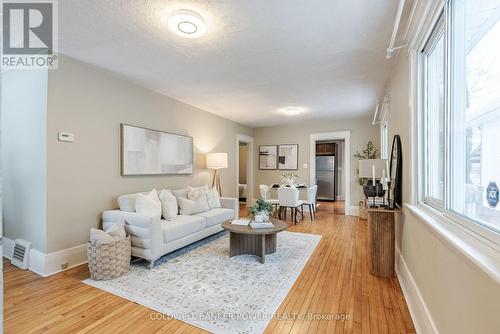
[418,0,500,237]
[422,17,445,205]
[380,115,388,159]
[449,0,500,234]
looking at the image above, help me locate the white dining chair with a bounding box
[301,185,318,220]
[259,184,279,212]
[277,186,303,224]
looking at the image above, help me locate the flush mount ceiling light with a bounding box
[168,10,206,38]
[282,107,303,116]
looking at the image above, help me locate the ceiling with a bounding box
[59,0,399,127]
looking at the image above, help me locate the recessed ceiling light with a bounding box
[282,107,303,116]
[168,10,206,39]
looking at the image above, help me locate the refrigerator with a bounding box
[316,156,336,201]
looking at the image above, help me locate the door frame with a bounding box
[310,131,354,215]
[236,134,254,207]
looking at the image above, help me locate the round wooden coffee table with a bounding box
[222,218,287,264]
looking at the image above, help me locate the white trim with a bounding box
[347,205,359,216]
[309,131,353,215]
[405,204,500,285]
[395,246,439,334]
[2,237,87,277]
[236,134,254,208]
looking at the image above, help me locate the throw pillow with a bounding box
[117,193,139,212]
[178,197,209,215]
[105,221,126,239]
[159,189,178,221]
[187,185,210,210]
[135,189,161,219]
[90,228,116,244]
[207,187,222,209]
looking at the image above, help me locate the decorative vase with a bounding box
[258,211,270,222]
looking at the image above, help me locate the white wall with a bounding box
[385,50,500,334]
[1,69,48,253]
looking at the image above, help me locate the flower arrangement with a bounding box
[249,198,275,221]
[280,172,299,185]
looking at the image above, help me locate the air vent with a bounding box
[11,239,31,270]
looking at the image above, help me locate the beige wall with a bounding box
[239,144,248,184]
[46,56,252,253]
[253,118,379,207]
[386,52,500,333]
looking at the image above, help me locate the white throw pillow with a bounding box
[207,187,222,209]
[90,228,116,244]
[105,221,126,239]
[159,189,178,221]
[187,185,210,210]
[178,197,209,215]
[117,193,140,212]
[135,189,161,218]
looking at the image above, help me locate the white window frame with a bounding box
[380,110,389,160]
[413,0,500,251]
[421,14,445,209]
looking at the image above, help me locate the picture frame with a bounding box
[259,145,278,170]
[278,144,299,170]
[120,123,193,176]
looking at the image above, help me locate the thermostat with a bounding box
[58,132,74,142]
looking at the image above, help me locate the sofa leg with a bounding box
[148,259,155,269]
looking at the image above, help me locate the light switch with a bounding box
[58,132,74,142]
[302,163,308,169]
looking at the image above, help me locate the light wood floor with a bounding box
[4,201,415,333]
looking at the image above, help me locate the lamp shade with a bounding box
[206,153,228,169]
[359,159,388,178]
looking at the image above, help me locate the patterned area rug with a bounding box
[84,230,321,334]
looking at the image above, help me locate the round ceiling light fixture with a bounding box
[282,107,303,116]
[168,10,206,38]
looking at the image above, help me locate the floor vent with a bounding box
[11,239,31,270]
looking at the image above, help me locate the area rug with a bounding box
[84,230,321,334]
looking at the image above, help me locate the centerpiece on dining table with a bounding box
[280,172,299,186]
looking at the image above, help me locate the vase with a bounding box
[258,211,270,222]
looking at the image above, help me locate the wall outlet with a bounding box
[303,163,308,169]
[61,262,69,270]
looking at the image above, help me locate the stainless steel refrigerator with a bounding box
[316,156,336,201]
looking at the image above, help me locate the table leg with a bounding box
[259,234,265,264]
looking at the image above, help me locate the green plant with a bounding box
[249,198,275,216]
[354,141,378,186]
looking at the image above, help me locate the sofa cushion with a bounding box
[195,208,234,227]
[160,215,206,243]
[172,188,188,200]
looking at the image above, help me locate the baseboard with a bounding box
[345,205,359,216]
[395,246,439,334]
[2,237,87,277]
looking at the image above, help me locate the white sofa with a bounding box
[102,188,238,268]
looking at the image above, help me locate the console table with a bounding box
[367,208,401,278]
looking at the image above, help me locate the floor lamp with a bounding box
[206,152,228,196]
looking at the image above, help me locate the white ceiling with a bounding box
[59,0,399,127]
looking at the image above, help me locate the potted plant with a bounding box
[249,198,275,222]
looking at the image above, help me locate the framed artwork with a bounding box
[278,144,298,170]
[120,124,193,176]
[259,145,277,170]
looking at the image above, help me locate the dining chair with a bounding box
[301,185,318,220]
[259,184,279,212]
[277,186,303,224]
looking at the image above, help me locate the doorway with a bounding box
[310,131,353,215]
[236,134,253,208]
[315,140,345,202]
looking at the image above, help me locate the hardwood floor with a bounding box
[3,202,415,333]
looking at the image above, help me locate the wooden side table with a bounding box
[367,208,400,278]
